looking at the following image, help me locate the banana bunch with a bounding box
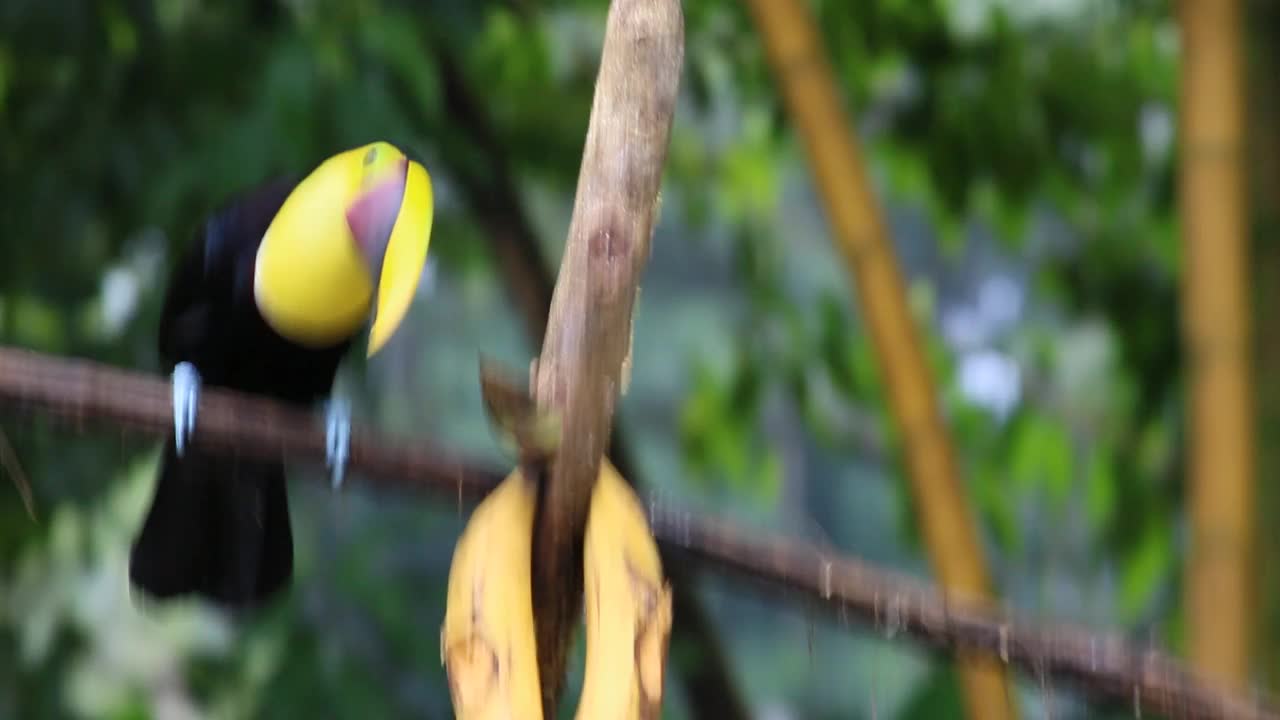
[441,460,672,719]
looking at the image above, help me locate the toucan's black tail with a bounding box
[129,439,293,610]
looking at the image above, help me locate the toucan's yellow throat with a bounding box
[253,141,435,356]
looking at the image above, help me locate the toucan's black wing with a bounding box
[132,175,306,611]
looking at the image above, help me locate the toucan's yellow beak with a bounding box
[345,145,435,357]
[255,142,434,355]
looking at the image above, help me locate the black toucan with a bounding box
[129,142,434,610]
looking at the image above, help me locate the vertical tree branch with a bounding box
[741,0,1016,717]
[431,45,750,720]
[528,0,684,711]
[1180,0,1255,689]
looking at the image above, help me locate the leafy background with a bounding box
[0,0,1216,717]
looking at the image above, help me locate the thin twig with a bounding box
[0,347,1276,719]
[0,426,37,521]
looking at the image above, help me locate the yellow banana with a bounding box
[440,461,672,719]
[576,460,673,720]
[440,469,543,720]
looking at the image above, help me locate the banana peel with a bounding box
[577,460,673,720]
[441,461,672,720]
[441,470,544,719]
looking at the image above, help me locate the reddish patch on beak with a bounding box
[346,158,408,266]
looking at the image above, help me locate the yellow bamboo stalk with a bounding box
[1178,0,1255,689]
[741,1,1014,717]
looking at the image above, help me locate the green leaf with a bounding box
[1085,446,1116,532]
[1120,520,1171,621]
[1009,415,1072,503]
[719,106,780,220]
[975,462,1020,553]
[847,334,883,403]
[895,663,963,720]
[11,296,65,353]
[0,44,11,113]
[99,1,137,59]
[751,449,784,505]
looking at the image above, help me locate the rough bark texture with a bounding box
[1179,0,1255,690]
[527,0,684,712]
[2,346,1277,719]
[741,0,1014,716]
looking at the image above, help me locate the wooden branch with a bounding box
[0,348,502,501]
[658,508,1278,720]
[1,346,1277,718]
[431,41,751,720]
[527,0,683,710]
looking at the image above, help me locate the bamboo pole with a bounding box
[740,0,1014,716]
[1178,0,1255,690]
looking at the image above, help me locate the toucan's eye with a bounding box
[364,147,378,166]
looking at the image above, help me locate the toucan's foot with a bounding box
[172,362,201,457]
[324,397,351,490]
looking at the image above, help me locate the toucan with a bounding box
[129,141,434,610]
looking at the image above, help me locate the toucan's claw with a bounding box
[324,397,351,490]
[172,362,201,457]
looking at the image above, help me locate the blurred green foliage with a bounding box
[1,0,1186,717]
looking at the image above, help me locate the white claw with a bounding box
[324,397,351,490]
[172,362,201,457]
